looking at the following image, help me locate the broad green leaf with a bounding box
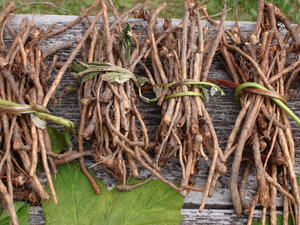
[42,163,184,225]
[106,178,184,225]
[0,201,29,225]
[47,126,72,153]
[42,163,112,225]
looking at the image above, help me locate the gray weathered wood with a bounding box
[28,206,268,225]
[5,14,300,224]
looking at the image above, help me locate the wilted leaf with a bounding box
[42,163,184,225]
[88,62,110,67]
[202,88,210,102]
[136,77,149,88]
[74,62,138,85]
[101,72,136,84]
[31,114,47,129]
[47,126,72,153]
[153,86,163,99]
[0,201,29,225]
[210,86,218,96]
[69,63,87,73]
[196,82,225,97]
[63,85,78,94]
[81,71,99,82]
[198,84,211,90]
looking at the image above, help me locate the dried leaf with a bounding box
[30,114,47,129]
[210,86,219,96]
[0,57,8,67]
[74,62,138,84]
[153,86,163,98]
[101,72,136,84]
[136,77,149,88]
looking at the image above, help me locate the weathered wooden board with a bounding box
[5,14,300,224]
[28,206,268,225]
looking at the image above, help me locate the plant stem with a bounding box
[0,98,75,129]
[235,82,300,126]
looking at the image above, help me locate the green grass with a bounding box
[1,0,300,23]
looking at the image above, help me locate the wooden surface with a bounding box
[5,14,300,225]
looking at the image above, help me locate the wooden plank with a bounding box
[29,206,270,225]
[5,14,300,224]
[29,206,268,225]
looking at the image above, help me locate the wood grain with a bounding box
[5,14,300,224]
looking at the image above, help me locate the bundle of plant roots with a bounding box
[215,0,300,224]
[0,1,102,224]
[138,1,228,209]
[74,0,170,193]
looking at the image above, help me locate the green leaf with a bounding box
[202,88,210,102]
[42,163,184,225]
[196,83,225,97]
[87,62,110,67]
[0,201,29,225]
[108,178,184,225]
[47,126,72,153]
[70,63,87,73]
[101,72,135,84]
[253,214,294,225]
[36,160,44,175]
[73,62,138,84]
[81,71,99,82]
[121,23,133,66]
[42,163,112,225]
[198,84,211,90]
